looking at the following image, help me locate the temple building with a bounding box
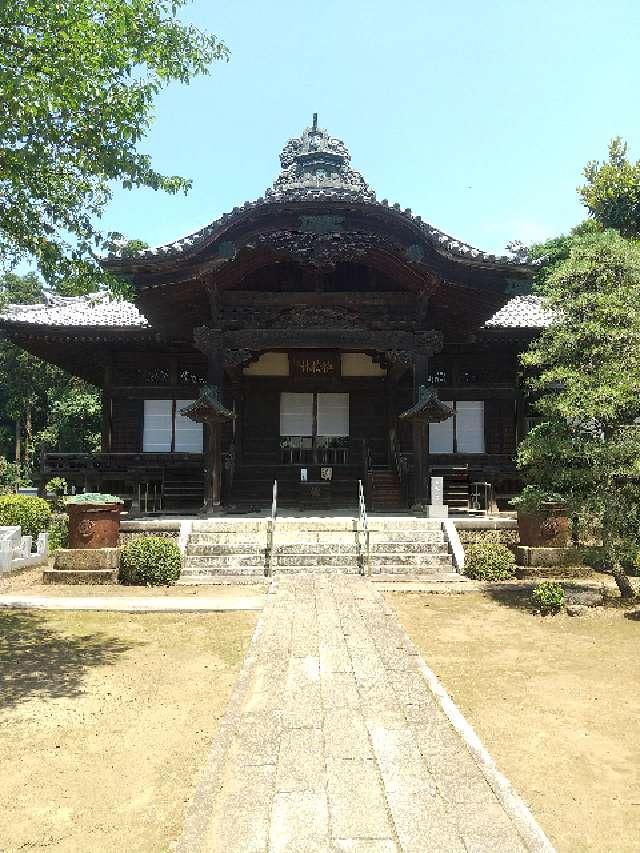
[0,117,552,515]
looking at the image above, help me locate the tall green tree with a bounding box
[580,138,640,239]
[519,229,640,597]
[0,1,227,290]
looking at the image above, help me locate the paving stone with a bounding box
[368,725,436,795]
[270,791,330,853]
[320,671,360,709]
[323,708,373,760]
[326,757,393,839]
[276,728,326,793]
[333,842,398,852]
[384,787,465,853]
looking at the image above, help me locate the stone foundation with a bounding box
[46,547,119,584]
[515,545,585,568]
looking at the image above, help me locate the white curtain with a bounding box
[428,401,454,453]
[143,400,172,452]
[456,401,485,453]
[280,393,314,436]
[317,393,349,437]
[174,400,203,453]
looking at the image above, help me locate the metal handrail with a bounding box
[266,479,277,577]
[358,479,370,577]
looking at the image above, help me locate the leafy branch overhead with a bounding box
[0,0,228,291]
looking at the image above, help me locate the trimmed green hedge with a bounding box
[464,543,516,581]
[119,536,181,586]
[0,494,51,540]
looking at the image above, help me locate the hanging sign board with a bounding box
[291,351,340,378]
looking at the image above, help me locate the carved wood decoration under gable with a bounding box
[272,306,365,330]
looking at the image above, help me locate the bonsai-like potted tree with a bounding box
[64,493,123,549]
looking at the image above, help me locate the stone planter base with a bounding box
[515,546,593,580]
[48,547,119,584]
[515,545,584,568]
[43,568,117,584]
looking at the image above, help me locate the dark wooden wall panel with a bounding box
[111,398,143,452]
[484,399,516,456]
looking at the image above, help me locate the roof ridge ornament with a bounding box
[267,117,376,201]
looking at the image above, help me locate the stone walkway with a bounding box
[175,574,552,853]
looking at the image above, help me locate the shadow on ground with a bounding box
[0,611,136,710]
[481,586,534,612]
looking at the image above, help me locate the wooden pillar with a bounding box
[412,353,429,507]
[101,362,112,452]
[204,420,223,512]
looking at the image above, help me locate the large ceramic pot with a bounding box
[67,502,122,549]
[517,503,569,548]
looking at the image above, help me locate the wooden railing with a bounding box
[280,438,366,467]
[42,451,203,474]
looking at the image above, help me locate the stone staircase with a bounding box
[367,518,454,574]
[178,516,456,581]
[179,519,268,582]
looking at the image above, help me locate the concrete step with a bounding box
[186,543,267,556]
[184,552,264,569]
[368,532,445,544]
[191,521,267,534]
[274,565,362,574]
[275,553,362,567]
[179,568,265,579]
[367,565,454,575]
[188,533,266,545]
[369,542,449,554]
[276,543,359,555]
[370,554,453,568]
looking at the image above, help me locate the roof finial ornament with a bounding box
[312,112,318,132]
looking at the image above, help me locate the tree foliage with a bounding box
[0,1,227,289]
[580,137,640,239]
[519,229,640,596]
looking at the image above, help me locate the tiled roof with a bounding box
[0,292,148,328]
[485,295,554,329]
[105,117,531,270]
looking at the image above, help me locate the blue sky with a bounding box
[101,0,640,255]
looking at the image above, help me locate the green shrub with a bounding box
[531,581,564,614]
[463,543,516,581]
[0,494,51,540]
[119,536,181,586]
[48,513,69,553]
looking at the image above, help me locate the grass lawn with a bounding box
[0,608,258,852]
[388,590,640,853]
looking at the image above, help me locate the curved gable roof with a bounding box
[103,117,533,277]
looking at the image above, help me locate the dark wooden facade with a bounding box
[2,120,537,514]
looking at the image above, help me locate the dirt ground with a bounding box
[388,590,640,853]
[0,563,268,597]
[0,608,258,852]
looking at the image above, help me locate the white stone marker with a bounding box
[427,475,449,518]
